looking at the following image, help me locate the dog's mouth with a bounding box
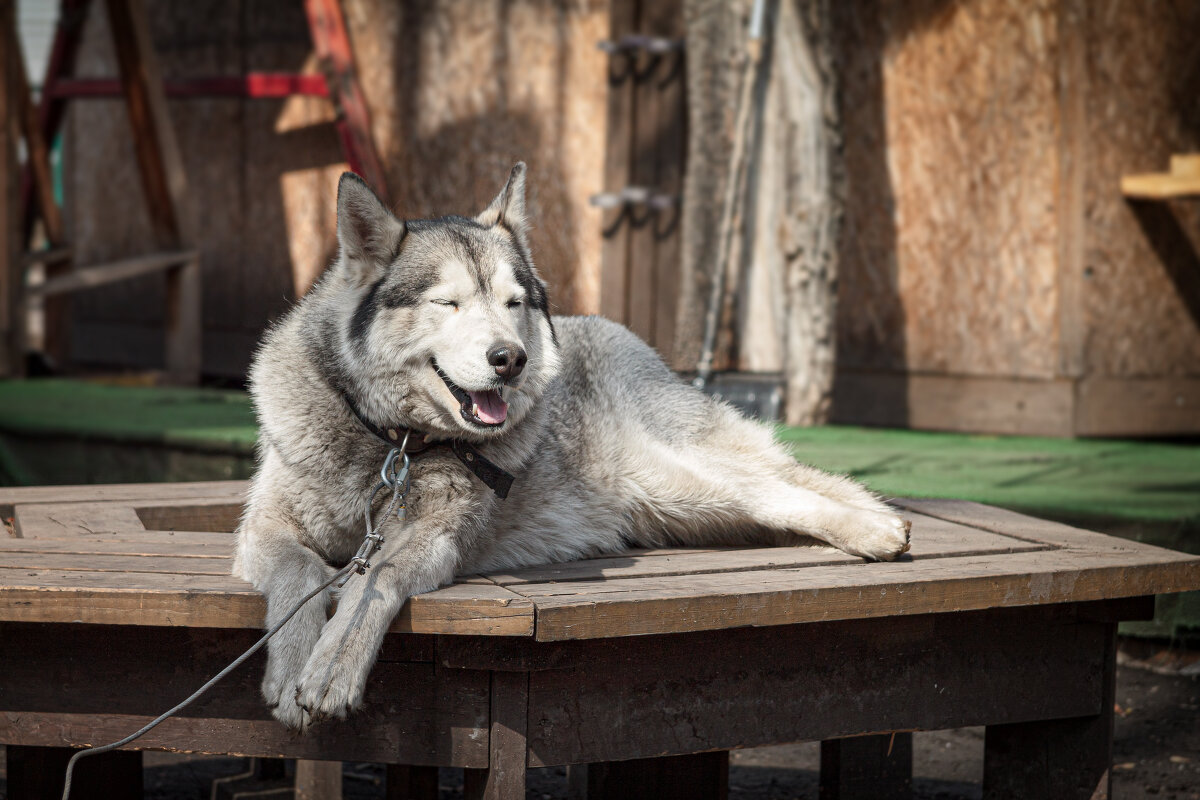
[433,362,508,427]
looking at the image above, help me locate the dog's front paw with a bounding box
[292,644,370,724]
[269,691,311,730]
[842,510,912,561]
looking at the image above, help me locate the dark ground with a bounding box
[1,642,1196,800]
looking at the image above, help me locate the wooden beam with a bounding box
[104,0,200,383]
[1121,153,1200,200]
[304,0,389,202]
[0,0,20,376]
[26,250,196,299]
[463,671,529,800]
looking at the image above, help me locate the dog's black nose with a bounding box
[488,343,527,380]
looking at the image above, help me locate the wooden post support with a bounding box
[0,0,21,377]
[6,21,73,364]
[104,0,200,383]
[6,745,142,800]
[819,733,913,800]
[294,759,343,800]
[982,624,1117,800]
[584,751,729,800]
[464,671,529,800]
[385,764,439,800]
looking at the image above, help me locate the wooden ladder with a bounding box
[1,0,387,382]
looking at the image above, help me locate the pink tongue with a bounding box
[469,390,508,424]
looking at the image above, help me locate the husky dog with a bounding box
[233,164,910,729]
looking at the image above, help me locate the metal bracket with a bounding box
[596,35,684,55]
[589,186,678,211]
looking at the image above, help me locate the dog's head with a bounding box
[331,163,560,440]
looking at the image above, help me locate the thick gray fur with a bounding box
[233,164,910,729]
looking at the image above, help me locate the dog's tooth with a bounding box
[472,403,479,417]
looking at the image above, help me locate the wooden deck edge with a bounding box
[529,559,1200,641]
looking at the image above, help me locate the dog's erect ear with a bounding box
[336,173,405,283]
[477,162,528,237]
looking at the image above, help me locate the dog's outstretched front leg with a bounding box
[233,513,334,729]
[291,517,462,724]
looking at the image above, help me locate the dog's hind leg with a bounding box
[622,410,909,560]
[234,512,334,729]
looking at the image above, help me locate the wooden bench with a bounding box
[2,481,1198,800]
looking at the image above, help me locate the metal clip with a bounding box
[589,186,678,211]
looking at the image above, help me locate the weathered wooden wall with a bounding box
[65,0,607,378]
[832,0,1200,436]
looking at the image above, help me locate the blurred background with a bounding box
[0,0,1198,798]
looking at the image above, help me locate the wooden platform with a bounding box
[2,481,1199,799]
[1,480,1196,640]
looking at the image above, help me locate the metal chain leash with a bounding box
[60,439,413,800]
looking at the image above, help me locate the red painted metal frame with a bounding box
[304,0,390,203]
[20,0,388,241]
[47,74,330,99]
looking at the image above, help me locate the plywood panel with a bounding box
[65,0,608,377]
[835,0,1061,380]
[1079,1,1200,379]
[68,0,245,371]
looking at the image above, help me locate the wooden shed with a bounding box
[830,0,1200,437]
[36,0,1200,436]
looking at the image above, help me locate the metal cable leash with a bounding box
[60,443,412,800]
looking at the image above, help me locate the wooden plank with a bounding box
[0,551,234,575]
[7,21,72,364]
[648,1,685,357]
[832,372,1076,437]
[1074,377,1200,437]
[0,534,233,556]
[133,497,244,533]
[13,497,244,538]
[894,497,1179,551]
[1056,0,1087,379]
[982,624,1117,800]
[1120,172,1200,199]
[463,671,529,800]
[597,0,637,324]
[104,0,188,243]
[624,2,662,343]
[14,500,146,538]
[522,546,1200,641]
[525,610,1108,766]
[484,513,1046,585]
[295,760,344,800]
[395,583,535,638]
[0,480,248,508]
[104,0,200,383]
[0,567,533,635]
[0,622,491,766]
[27,250,197,298]
[0,0,19,378]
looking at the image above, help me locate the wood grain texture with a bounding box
[1079,1,1200,380]
[2,491,1196,638]
[0,622,491,766]
[835,0,1061,380]
[0,0,18,378]
[525,610,1109,766]
[832,372,1075,437]
[463,671,529,800]
[982,625,1117,800]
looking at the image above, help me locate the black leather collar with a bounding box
[340,391,514,499]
